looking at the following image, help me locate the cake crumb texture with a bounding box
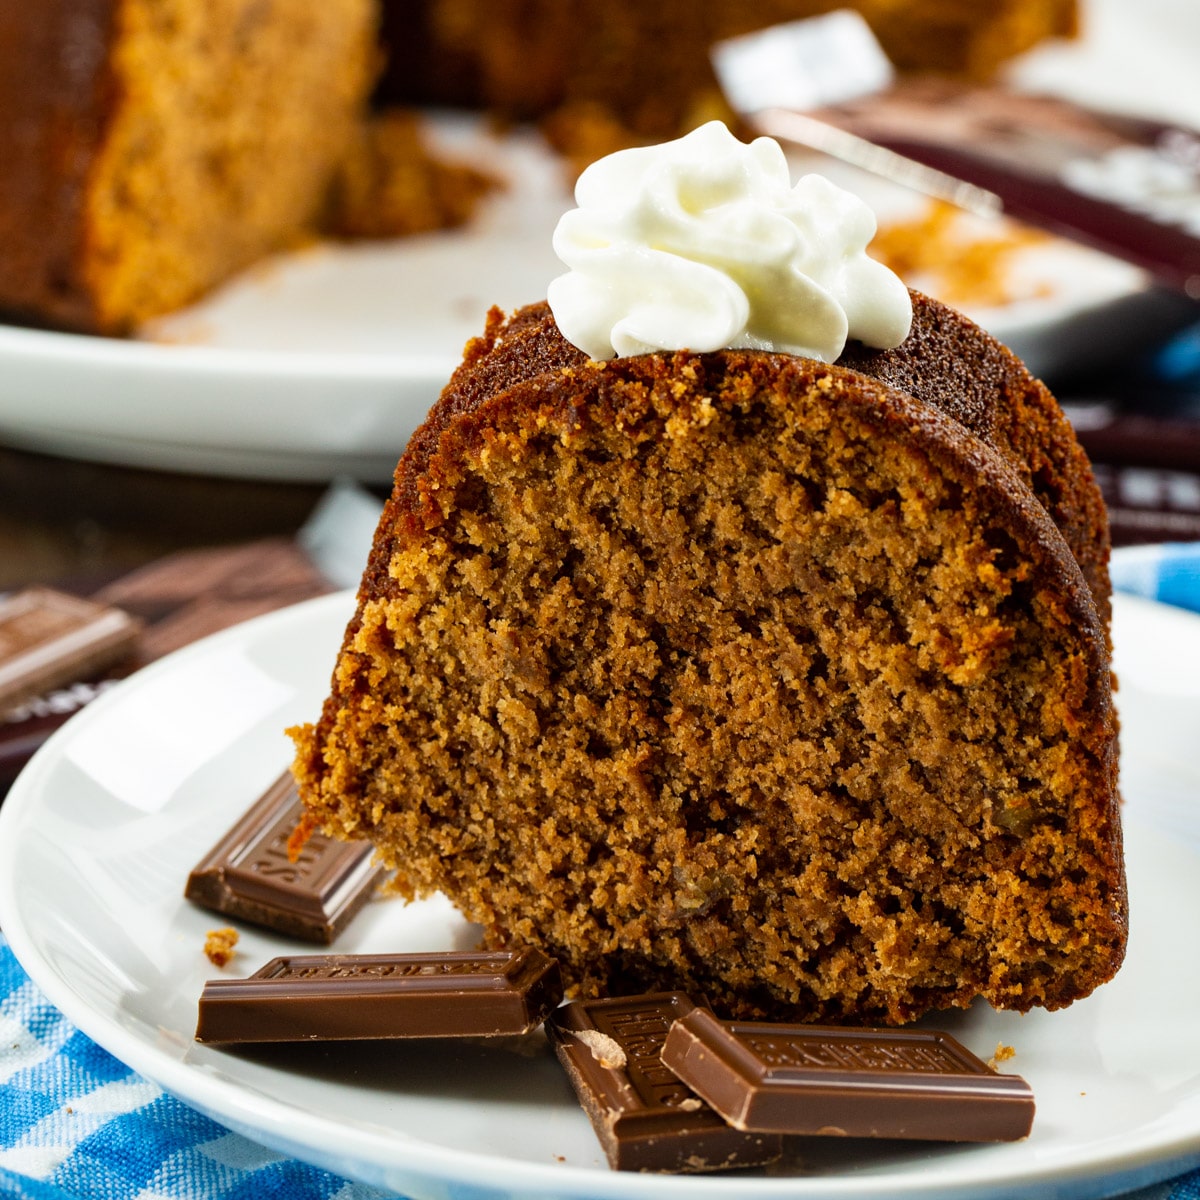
[203,927,239,968]
[293,298,1124,1024]
[327,109,500,240]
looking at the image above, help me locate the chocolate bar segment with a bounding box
[662,1007,1035,1142]
[0,588,139,716]
[195,947,563,1044]
[185,772,383,943]
[547,993,781,1173]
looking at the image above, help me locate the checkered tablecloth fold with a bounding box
[1111,542,1200,613]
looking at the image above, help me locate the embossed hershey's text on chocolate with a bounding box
[661,1008,1035,1142]
[195,947,563,1044]
[547,993,781,1173]
[739,1028,972,1074]
[265,955,526,982]
[185,771,383,943]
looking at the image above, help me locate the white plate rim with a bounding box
[0,315,445,379]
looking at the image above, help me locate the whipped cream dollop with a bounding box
[547,121,912,363]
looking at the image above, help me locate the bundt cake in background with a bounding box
[0,0,1079,334]
[0,0,378,334]
[380,0,1079,139]
[291,123,1125,1024]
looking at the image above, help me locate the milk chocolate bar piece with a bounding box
[195,947,563,1044]
[547,993,781,1173]
[662,1007,1035,1142]
[185,772,383,943]
[0,588,139,716]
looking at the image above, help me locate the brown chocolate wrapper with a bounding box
[1064,392,1200,545]
[1,538,332,794]
[814,79,1200,297]
[0,588,140,718]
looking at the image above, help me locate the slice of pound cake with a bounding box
[292,122,1125,1024]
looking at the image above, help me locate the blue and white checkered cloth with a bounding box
[0,936,393,1200]
[1110,542,1200,614]
[4,545,1200,1200]
[5,924,1199,1200]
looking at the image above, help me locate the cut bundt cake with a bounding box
[291,124,1124,1025]
[0,2,1078,334]
[380,0,1078,135]
[0,0,377,334]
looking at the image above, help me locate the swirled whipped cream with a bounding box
[547,121,912,363]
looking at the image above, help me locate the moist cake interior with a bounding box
[294,303,1124,1023]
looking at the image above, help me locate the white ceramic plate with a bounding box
[0,120,568,485]
[0,74,1181,486]
[1,589,1199,1200]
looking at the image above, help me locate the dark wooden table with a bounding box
[0,444,329,591]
